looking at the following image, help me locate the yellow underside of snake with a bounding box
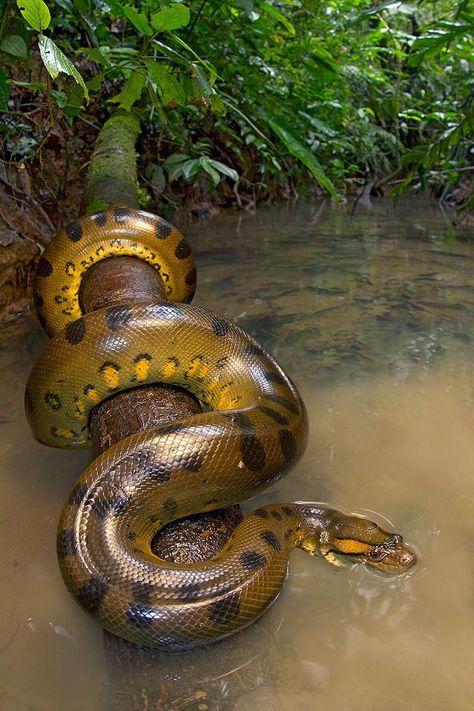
[26,207,416,649]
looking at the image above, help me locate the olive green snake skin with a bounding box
[25,207,416,649]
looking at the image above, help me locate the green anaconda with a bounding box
[25,207,416,648]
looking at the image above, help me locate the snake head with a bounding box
[316,511,417,575]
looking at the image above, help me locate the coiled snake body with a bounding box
[26,208,416,649]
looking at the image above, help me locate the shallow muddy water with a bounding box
[1,198,473,710]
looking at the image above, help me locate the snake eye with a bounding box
[368,546,389,562]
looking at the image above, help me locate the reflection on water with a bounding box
[1,198,473,710]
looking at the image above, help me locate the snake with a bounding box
[25,207,416,649]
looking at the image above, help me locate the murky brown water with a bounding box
[1,198,473,710]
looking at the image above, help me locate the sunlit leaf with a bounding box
[38,35,89,100]
[16,0,51,31]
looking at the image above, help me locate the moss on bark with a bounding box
[83,112,141,210]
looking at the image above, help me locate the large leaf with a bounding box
[0,35,28,58]
[17,0,50,31]
[38,36,89,100]
[123,6,153,37]
[108,69,145,111]
[266,113,337,197]
[151,4,190,32]
[145,60,186,106]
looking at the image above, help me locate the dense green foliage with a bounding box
[1,0,473,209]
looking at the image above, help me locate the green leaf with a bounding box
[0,35,28,58]
[0,69,10,111]
[260,2,295,36]
[108,69,145,111]
[182,158,201,180]
[123,6,153,36]
[144,60,186,106]
[299,112,337,137]
[209,159,239,182]
[151,4,190,32]
[38,36,89,100]
[199,156,220,186]
[266,113,337,197]
[16,0,51,32]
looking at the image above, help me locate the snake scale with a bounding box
[25,207,416,649]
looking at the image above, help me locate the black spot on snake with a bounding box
[65,318,86,345]
[185,268,197,285]
[240,432,266,471]
[263,371,287,385]
[68,482,88,507]
[92,211,107,227]
[215,356,229,369]
[271,510,283,521]
[225,412,253,430]
[260,530,281,551]
[183,452,204,472]
[57,529,77,557]
[65,260,75,274]
[44,391,62,411]
[244,343,265,358]
[114,207,132,223]
[254,509,270,519]
[126,603,156,628]
[266,393,300,414]
[132,580,154,604]
[279,429,297,464]
[99,360,120,373]
[127,530,137,541]
[36,256,53,277]
[208,592,241,625]
[65,221,83,242]
[211,315,230,337]
[155,219,172,239]
[134,352,152,363]
[76,575,110,614]
[105,305,132,331]
[282,505,293,517]
[146,461,175,484]
[175,239,192,260]
[257,405,288,426]
[240,550,267,570]
[176,583,202,602]
[83,383,96,395]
